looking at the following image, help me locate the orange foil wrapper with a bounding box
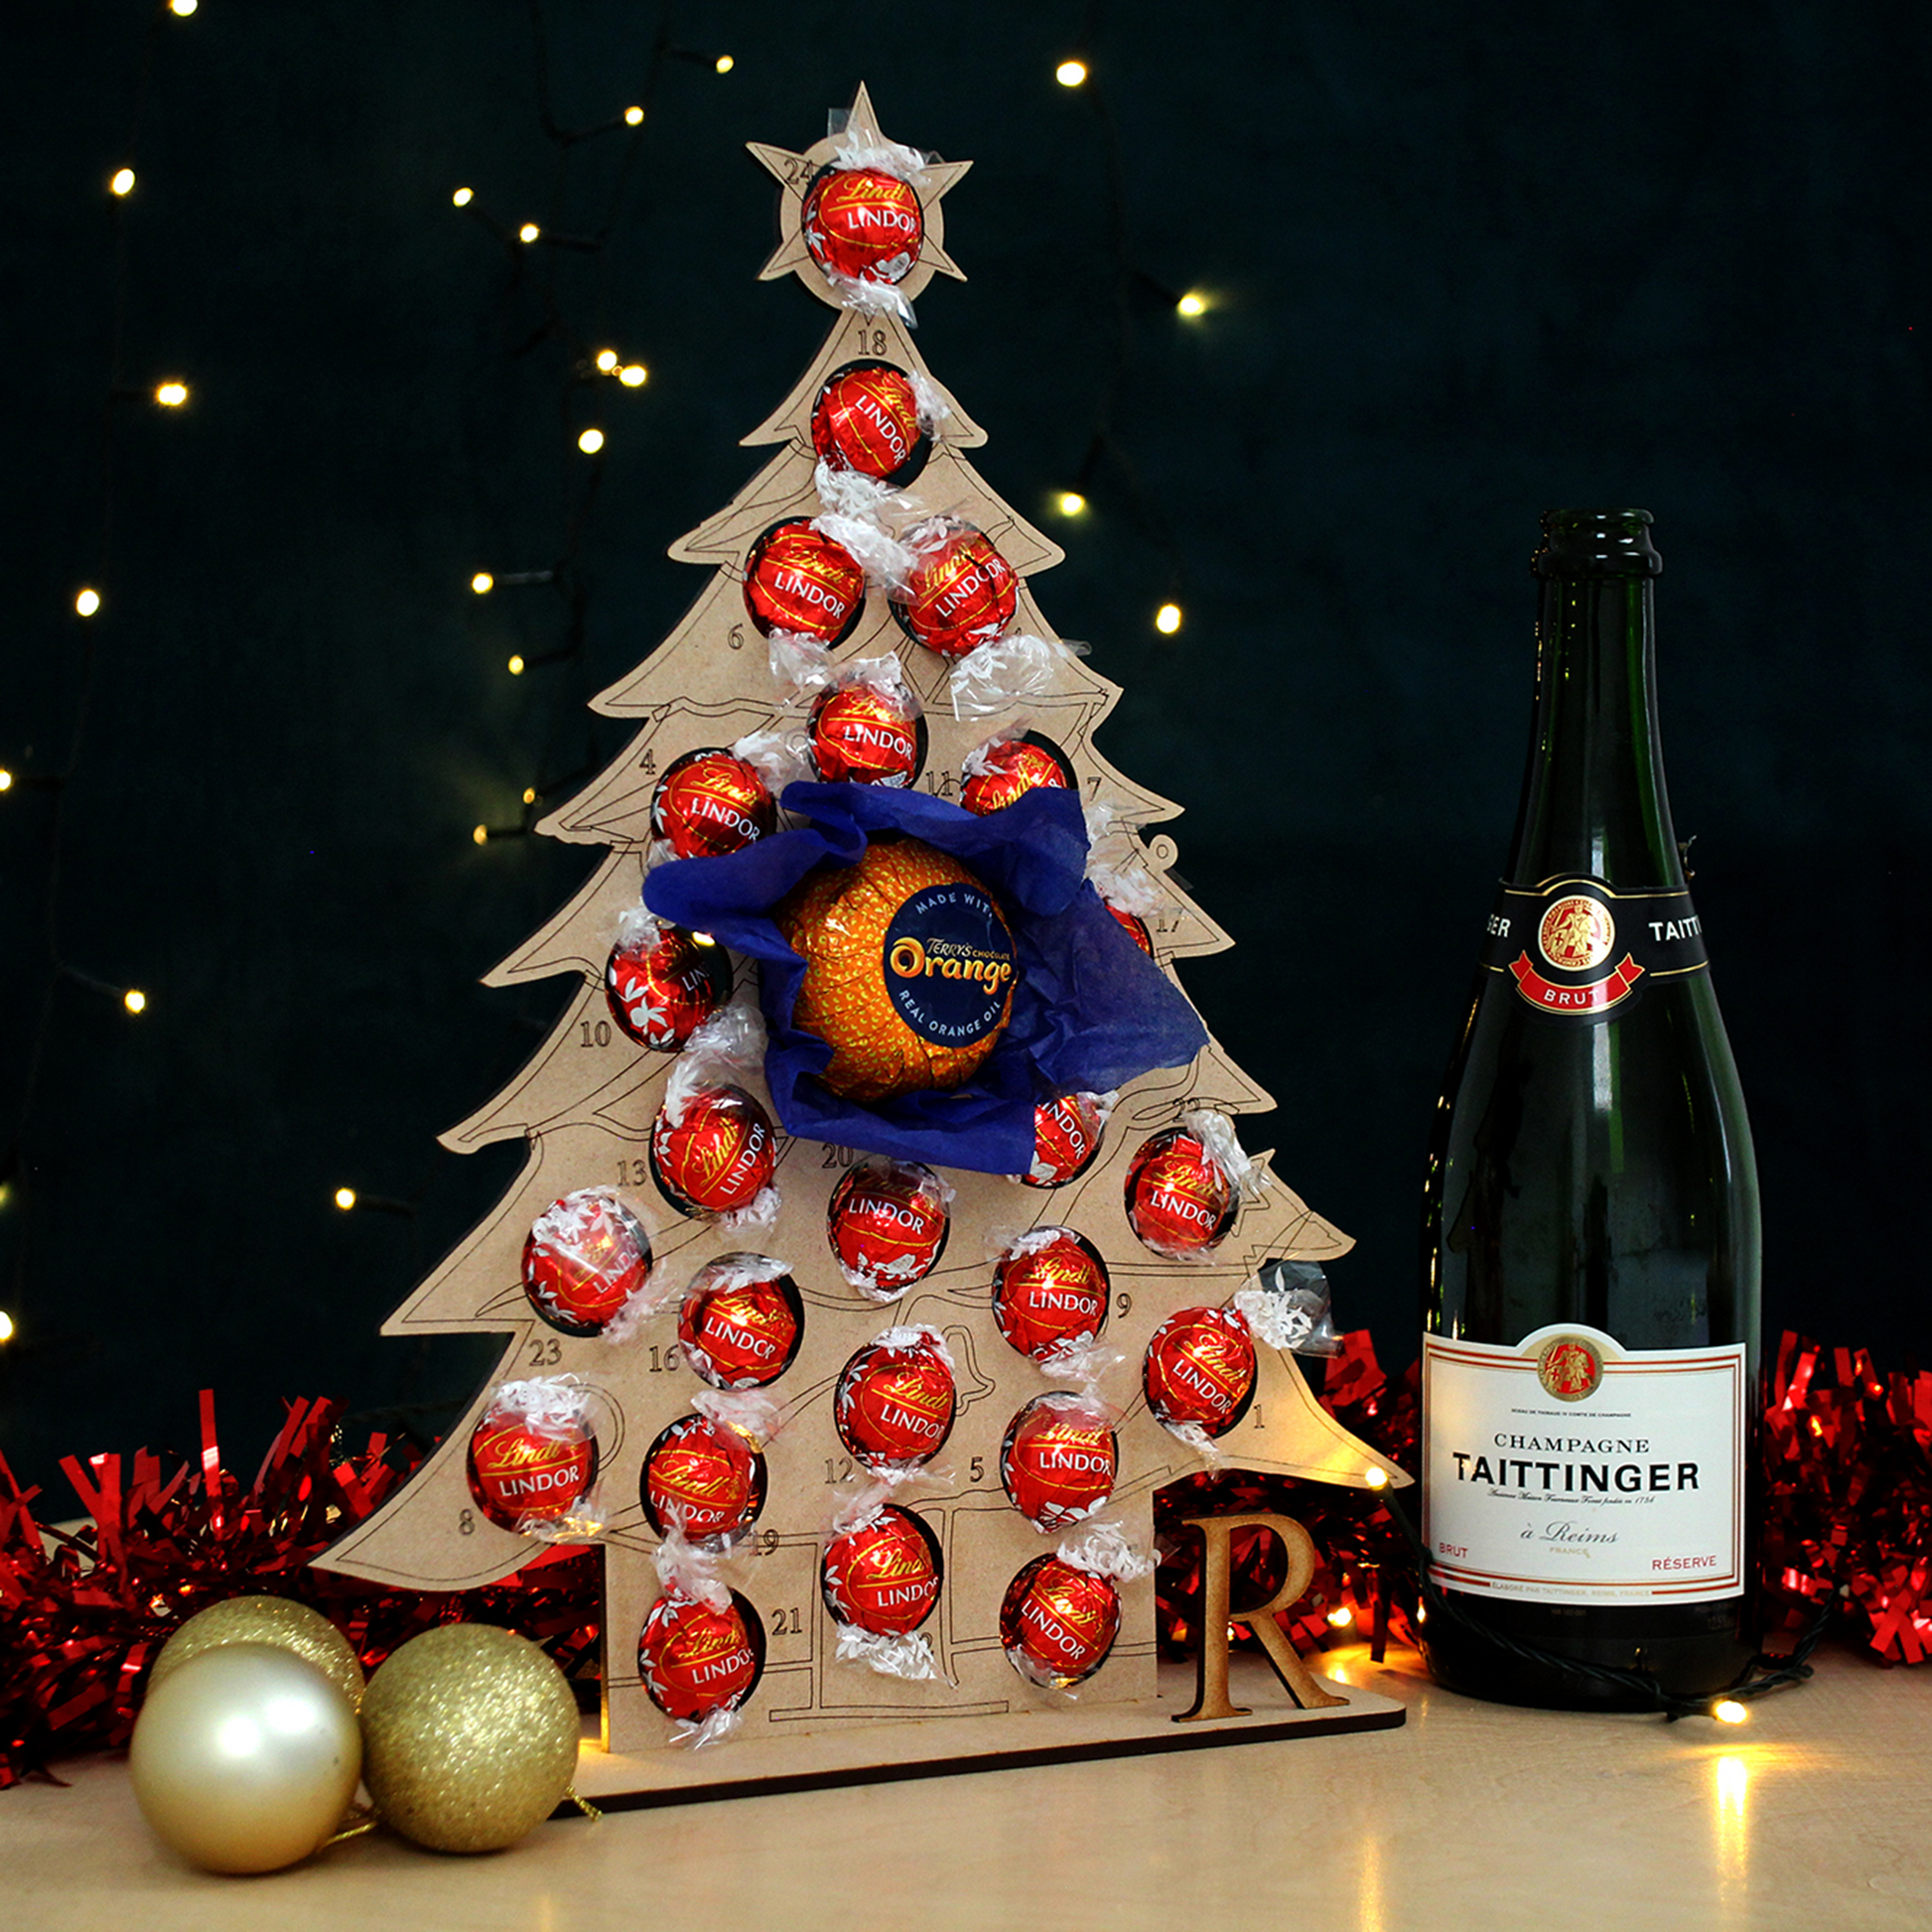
[777,836,1016,1102]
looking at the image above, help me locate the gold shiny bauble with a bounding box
[151,1594,365,1712]
[360,1624,580,1854]
[130,1643,361,1874]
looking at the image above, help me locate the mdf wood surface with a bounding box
[6,1646,1927,1932]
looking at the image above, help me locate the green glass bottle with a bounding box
[1420,509,1761,1706]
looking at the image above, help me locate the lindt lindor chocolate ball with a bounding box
[827,1158,950,1298]
[961,736,1075,816]
[1124,1126,1239,1257]
[835,1331,956,1471]
[809,681,924,787]
[992,1229,1111,1363]
[811,359,930,486]
[776,837,1016,1102]
[520,1187,652,1336]
[801,167,924,285]
[639,1414,767,1544]
[743,518,867,645]
[606,925,732,1050]
[1000,1555,1121,1688]
[892,522,1018,659]
[650,1085,777,1218]
[1105,902,1156,956]
[676,1258,803,1390]
[1022,1093,1107,1189]
[637,1589,764,1723]
[466,1402,598,1530]
[820,1507,943,1636]
[651,748,776,860]
[1001,1395,1119,1531]
[1143,1306,1258,1438]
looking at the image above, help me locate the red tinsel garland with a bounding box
[2,1330,1924,1788]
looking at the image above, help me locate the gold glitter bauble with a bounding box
[778,836,1017,1101]
[150,1595,365,1713]
[360,1624,580,1854]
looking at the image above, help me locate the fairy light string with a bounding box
[4,0,201,1335]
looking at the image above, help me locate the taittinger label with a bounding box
[1423,1323,1745,1605]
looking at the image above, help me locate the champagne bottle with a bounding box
[1420,508,1760,1707]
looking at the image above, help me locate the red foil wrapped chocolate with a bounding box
[677,1257,804,1390]
[639,1414,767,1544]
[821,1506,943,1635]
[743,518,868,645]
[1105,902,1156,956]
[835,1328,957,1471]
[1143,1306,1258,1438]
[651,749,776,860]
[606,924,732,1050]
[1000,1554,1121,1688]
[1125,1126,1239,1257]
[637,1588,764,1723]
[520,1187,652,1336]
[801,167,924,286]
[811,358,930,486]
[961,735,1075,816]
[992,1229,1111,1363]
[650,1084,777,1218]
[1001,1395,1119,1531]
[809,680,924,787]
[467,1400,598,1531]
[827,1158,951,1299]
[892,521,1018,659]
[1023,1093,1107,1189]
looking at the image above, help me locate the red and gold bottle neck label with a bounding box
[1480,875,1708,1022]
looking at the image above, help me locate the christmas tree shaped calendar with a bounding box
[321,87,1407,1792]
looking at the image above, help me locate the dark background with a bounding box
[3,1,1925,1494]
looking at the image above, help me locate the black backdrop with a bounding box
[3,1,1926,1493]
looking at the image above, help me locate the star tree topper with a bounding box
[749,82,972,314]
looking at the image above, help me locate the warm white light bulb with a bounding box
[619,363,646,387]
[1176,291,1208,319]
[74,588,101,618]
[521,786,537,806]
[110,168,136,197]
[123,989,147,1015]
[1364,1465,1390,1489]
[169,0,198,15]
[624,105,644,126]
[472,824,488,846]
[452,186,474,207]
[1055,60,1088,86]
[577,427,605,455]
[595,348,619,372]
[154,380,189,407]
[1714,1700,1748,1725]
[471,571,494,595]
[334,1186,356,1211]
[0,1311,14,1343]
[1155,602,1182,635]
[0,769,12,791]
[518,221,540,243]
[507,654,526,675]
[1326,1606,1355,1627]
[1056,490,1086,517]
[714,54,735,73]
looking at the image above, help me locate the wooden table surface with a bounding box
[7,1643,1928,1931]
